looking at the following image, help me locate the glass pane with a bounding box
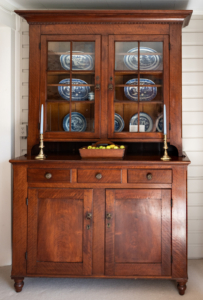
[115,42,138,70]
[115,103,138,133]
[138,103,163,132]
[46,103,70,131]
[48,42,70,70]
[139,42,163,71]
[72,42,95,70]
[69,103,94,132]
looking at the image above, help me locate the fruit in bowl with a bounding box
[85,144,125,149]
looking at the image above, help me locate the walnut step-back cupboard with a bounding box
[10,10,192,295]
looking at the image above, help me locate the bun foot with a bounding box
[177,281,187,295]
[14,278,24,292]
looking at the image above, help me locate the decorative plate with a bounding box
[114,113,125,132]
[60,51,94,70]
[58,78,90,101]
[156,115,163,132]
[124,47,162,70]
[124,78,157,101]
[63,112,87,132]
[129,112,153,132]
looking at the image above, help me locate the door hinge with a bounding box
[171,199,173,207]
[26,198,28,206]
[169,43,171,50]
[39,43,41,50]
[25,252,27,260]
[171,255,173,263]
[169,123,171,130]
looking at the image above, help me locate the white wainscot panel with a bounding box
[188,245,203,258]
[188,233,203,245]
[21,109,28,123]
[183,85,203,98]
[188,180,203,193]
[182,58,203,72]
[188,192,203,206]
[188,165,203,178]
[188,219,203,231]
[183,112,203,125]
[21,97,28,110]
[182,72,203,85]
[22,58,29,69]
[22,46,29,59]
[22,83,28,97]
[185,152,203,166]
[188,206,203,219]
[183,19,203,33]
[182,46,203,58]
[22,70,28,83]
[183,125,203,138]
[183,99,203,112]
[183,139,203,151]
[22,20,29,31]
[22,32,29,45]
[182,32,203,45]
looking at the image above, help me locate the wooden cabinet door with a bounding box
[105,189,171,276]
[27,188,93,275]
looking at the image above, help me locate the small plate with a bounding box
[156,115,163,132]
[58,78,90,101]
[129,112,153,132]
[124,78,157,101]
[60,51,94,70]
[124,47,162,70]
[63,112,87,132]
[114,113,125,132]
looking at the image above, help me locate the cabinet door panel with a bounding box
[27,188,93,275]
[105,189,171,276]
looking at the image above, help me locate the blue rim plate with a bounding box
[58,78,90,101]
[60,51,94,70]
[124,47,162,70]
[129,112,153,132]
[114,113,125,132]
[156,115,163,132]
[124,78,157,101]
[63,112,87,132]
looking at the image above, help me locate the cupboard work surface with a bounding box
[10,154,190,295]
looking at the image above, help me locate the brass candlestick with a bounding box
[161,134,171,161]
[35,134,46,160]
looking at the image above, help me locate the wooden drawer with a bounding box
[28,168,70,183]
[128,169,172,184]
[78,169,121,183]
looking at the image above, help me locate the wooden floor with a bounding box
[0,260,203,299]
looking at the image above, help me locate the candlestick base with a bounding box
[35,134,46,160]
[161,134,171,161]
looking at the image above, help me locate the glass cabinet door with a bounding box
[108,35,169,139]
[41,35,101,139]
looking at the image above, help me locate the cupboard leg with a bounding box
[177,281,187,295]
[14,277,24,292]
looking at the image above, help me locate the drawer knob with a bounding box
[45,173,52,179]
[86,213,92,220]
[96,173,102,180]
[146,173,152,180]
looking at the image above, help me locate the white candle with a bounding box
[40,104,43,134]
[163,104,167,135]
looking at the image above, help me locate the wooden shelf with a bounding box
[115,84,162,88]
[47,70,95,75]
[47,100,95,103]
[115,70,163,75]
[47,84,94,87]
[114,100,163,104]
[115,52,162,56]
[48,51,95,55]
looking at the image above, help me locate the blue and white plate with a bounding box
[124,47,162,70]
[63,112,87,132]
[58,78,90,101]
[114,113,125,132]
[129,112,153,132]
[156,115,163,132]
[124,78,157,101]
[60,51,94,70]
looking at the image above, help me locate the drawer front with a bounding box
[78,169,121,183]
[28,168,71,183]
[128,169,172,184]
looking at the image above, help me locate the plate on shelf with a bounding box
[156,114,163,132]
[58,78,90,101]
[63,112,87,132]
[114,113,125,132]
[124,47,162,70]
[60,51,94,70]
[124,78,157,101]
[129,112,153,132]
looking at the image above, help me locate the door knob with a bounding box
[45,173,52,179]
[95,173,102,180]
[146,173,152,180]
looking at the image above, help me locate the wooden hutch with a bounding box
[10,10,192,295]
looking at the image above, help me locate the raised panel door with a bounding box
[27,188,93,275]
[105,189,171,276]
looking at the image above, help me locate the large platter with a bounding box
[58,78,90,101]
[156,115,163,132]
[60,51,94,70]
[124,78,157,101]
[63,112,87,132]
[114,113,125,132]
[124,47,162,70]
[129,112,153,132]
